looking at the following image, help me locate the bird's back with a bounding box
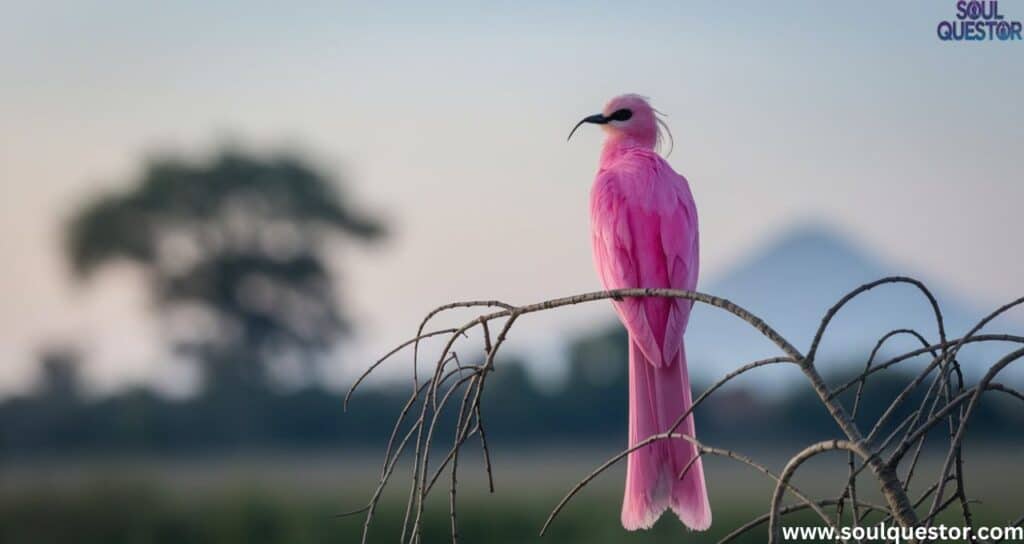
[590,148,699,365]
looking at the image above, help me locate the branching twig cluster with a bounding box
[344,276,1024,543]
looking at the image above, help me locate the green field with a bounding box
[2,447,1020,543]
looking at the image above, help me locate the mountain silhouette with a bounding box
[685,221,1017,390]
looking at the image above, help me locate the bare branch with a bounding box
[344,278,1024,544]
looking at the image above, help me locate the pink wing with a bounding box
[590,157,699,367]
[659,172,700,364]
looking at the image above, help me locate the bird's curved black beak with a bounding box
[567,113,608,142]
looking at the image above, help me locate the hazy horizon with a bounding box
[2,1,1022,396]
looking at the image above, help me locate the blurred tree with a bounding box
[66,149,385,391]
[37,348,82,402]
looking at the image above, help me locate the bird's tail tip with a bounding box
[621,497,667,531]
[620,454,712,531]
[671,497,712,531]
[620,484,711,531]
[672,452,712,530]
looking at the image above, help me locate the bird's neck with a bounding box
[600,134,656,166]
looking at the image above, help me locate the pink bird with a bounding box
[569,94,711,531]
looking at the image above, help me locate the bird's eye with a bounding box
[609,109,633,121]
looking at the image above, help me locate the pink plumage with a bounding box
[575,94,710,531]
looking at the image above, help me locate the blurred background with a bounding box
[1,1,1022,542]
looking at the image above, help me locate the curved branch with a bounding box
[345,327,460,410]
[829,334,1024,399]
[541,433,835,537]
[806,277,947,367]
[768,439,866,543]
[925,347,1024,525]
[720,499,889,544]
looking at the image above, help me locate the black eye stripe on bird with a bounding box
[610,109,633,121]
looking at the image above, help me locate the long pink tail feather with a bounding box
[622,340,711,531]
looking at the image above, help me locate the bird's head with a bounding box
[567,94,671,154]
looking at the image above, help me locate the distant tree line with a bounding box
[1,326,1020,457]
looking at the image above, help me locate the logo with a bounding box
[937,1,1022,41]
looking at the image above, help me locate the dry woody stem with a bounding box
[344,276,1024,544]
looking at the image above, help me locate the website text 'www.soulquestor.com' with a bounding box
[781,523,1024,542]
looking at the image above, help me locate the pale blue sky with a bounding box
[0,1,1021,394]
